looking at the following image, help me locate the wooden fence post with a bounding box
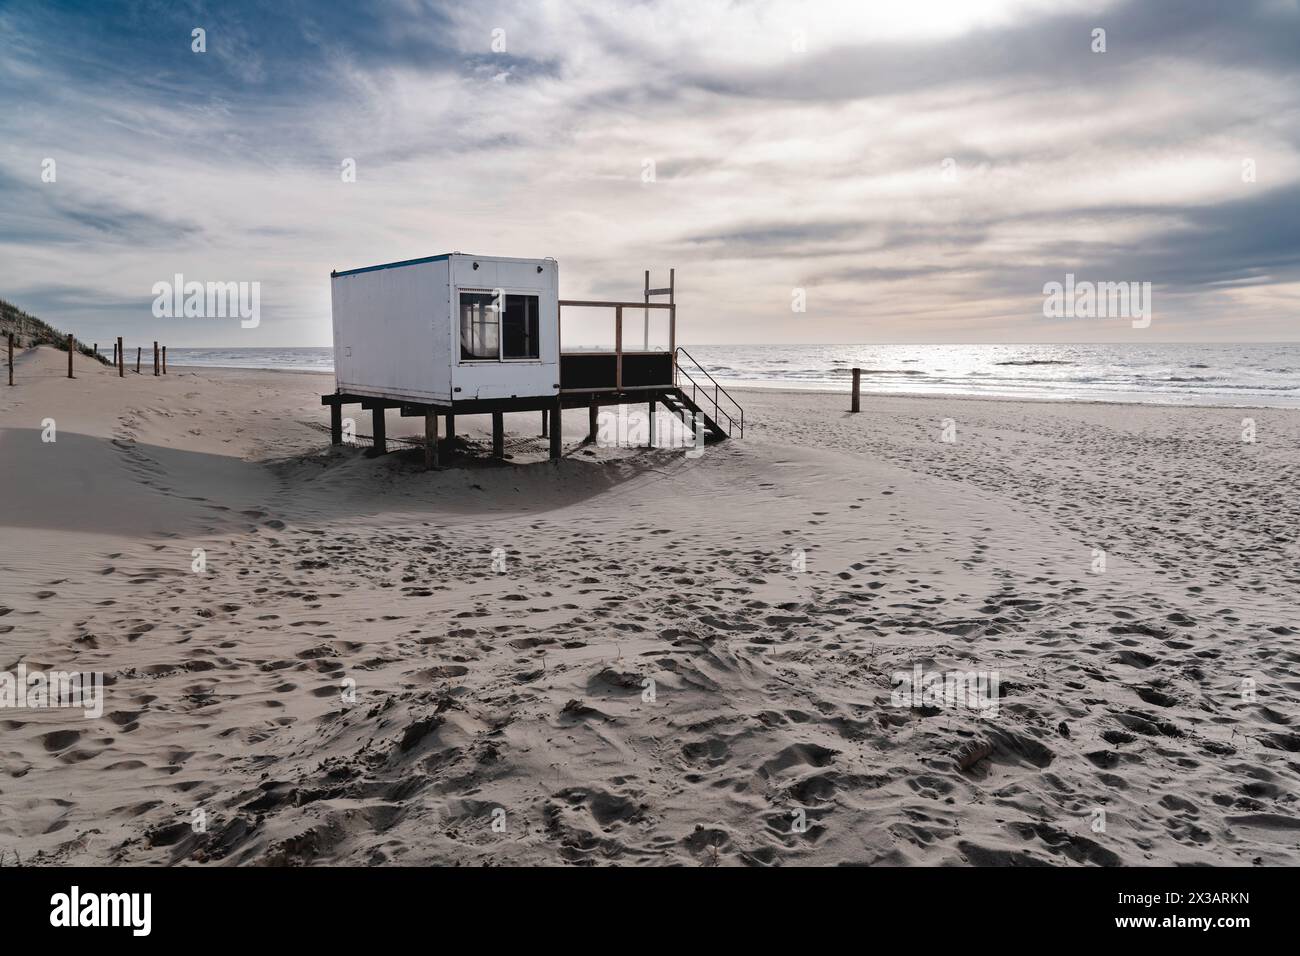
[135,347,141,374]
[117,337,124,377]
[7,333,12,387]
[851,367,861,413]
[67,333,74,378]
[153,341,159,376]
[162,346,167,374]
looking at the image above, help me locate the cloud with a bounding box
[0,0,1296,345]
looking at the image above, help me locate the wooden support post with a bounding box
[445,413,455,443]
[851,367,861,413]
[615,306,623,391]
[588,399,598,443]
[67,333,74,378]
[7,333,12,387]
[424,409,438,470]
[648,400,656,447]
[117,337,124,377]
[370,405,387,455]
[549,402,562,460]
[492,411,505,460]
[93,342,97,359]
[153,341,159,376]
[135,347,141,374]
[162,346,167,374]
[112,341,117,366]
[541,410,548,437]
[669,304,676,381]
[329,402,342,445]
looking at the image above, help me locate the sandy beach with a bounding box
[2,344,1297,866]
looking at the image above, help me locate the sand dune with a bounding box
[2,345,1297,865]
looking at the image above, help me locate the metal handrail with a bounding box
[674,347,744,437]
[678,366,736,434]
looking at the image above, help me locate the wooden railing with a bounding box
[558,299,676,391]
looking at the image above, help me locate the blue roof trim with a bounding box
[332,254,451,278]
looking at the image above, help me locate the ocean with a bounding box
[160,343,1300,408]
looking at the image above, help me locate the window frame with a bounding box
[456,288,543,364]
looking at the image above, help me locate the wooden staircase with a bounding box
[660,388,728,442]
[667,347,744,441]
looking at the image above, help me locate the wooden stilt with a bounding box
[370,405,387,455]
[549,402,561,460]
[67,333,74,378]
[648,400,656,447]
[492,411,505,459]
[445,413,456,443]
[424,409,438,470]
[117,337,124,377]
[851,367,861,413]
[588,399,598,443]
[329,402,342,445]
[541,409,548,438]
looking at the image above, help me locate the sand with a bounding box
[1,344,1297,866]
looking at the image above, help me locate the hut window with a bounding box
[459,292,499,360]
[502,294,539,359]
[460,292,539,361]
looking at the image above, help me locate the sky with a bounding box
[1,0,1298,346]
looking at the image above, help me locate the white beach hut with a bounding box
[323,254,741,465]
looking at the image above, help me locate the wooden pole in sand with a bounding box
[492,411,505,460]
[588,399,598,443]
[424,409,438,470]
[541,410,548,438]
[117,337,124,377]
[328,401,342,445]
[549,401,562,461]
[162,346,167,374]
[135,347,141,374]
[370,405,386,455]
[153,341,159,376]
[7,333,13,386]
[445,414,455,443]
[851,367,861,413]
[67,333,74,378]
